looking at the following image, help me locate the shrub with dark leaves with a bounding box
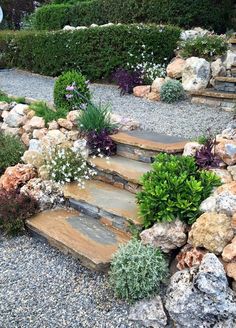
[195,138,221,169]
[87,129,117,156]
[0,189,39,236]
[113,68,143,95]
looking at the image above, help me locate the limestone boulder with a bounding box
[29,139,42,153]
[223,50,236,69]
[140,219,187,253]
[182,57,211,91]
[21,132,30,146]
[176,244,207,270]
[133,85,150,97]
[48,120,59,130]
[215,140,236,166]
[4,110,27,128]
[183,141,202,156]
[66,110,81,124]
[0,164,37,191]
[211,58,226,78]
[188,212,234,254]
[151,78,165,93]
[180,27,210,41]
[146,91,161,101]
[22,150,44,169]
[166,57,186,79]
[128,296,167,328]
[33,128,48,140]
[25,116,45,130]
[41,129,67,148]
[57,118,73,130]
[165,253,236,328]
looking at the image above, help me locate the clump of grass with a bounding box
[0,90,26,104]
[29,101,67,124]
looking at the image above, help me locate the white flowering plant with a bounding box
[127,45,167,84]
[45,145,96,187]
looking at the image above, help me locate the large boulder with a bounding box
[188,212,234,254]
[140,219,187,253]
[165,253,236,328]
[128,296,167,328]
[22,150,45,169]
[166,57,186,79]
[182,57,211,91]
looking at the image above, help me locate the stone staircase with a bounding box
[26,130,188,271]
[191,36,236,111]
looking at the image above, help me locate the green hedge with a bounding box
[34,0,233,33]
[0,24,180,80]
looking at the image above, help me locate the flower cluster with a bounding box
[45,145,96,187]
[65,81,89,110]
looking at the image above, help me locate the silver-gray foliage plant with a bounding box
[160,79,185,103]
[109,239,169,302]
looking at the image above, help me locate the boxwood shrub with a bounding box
[34,0,233,33]
[0,24,180,80]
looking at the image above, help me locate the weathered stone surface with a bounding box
[223,50,236,69]
[4,111,27,128]
[182,57,211,91]
[22,150,45,169]
[225,262,236,281]
[183,141,202,156]
[222,236,236,262]
[209,168,233,184]
[26,110,35,120]
[66,130,80,141]
[21,132,30,146]
[221,125,236,140]
[140,219,187,253]
[0,164,37,191]
[110,113,140,131]
[128,296,167,328]
[167,57,186,79]
[11,103,29,115]
[38,165,50,180]
[57,118,73,130]
[133,85,150,97]
[215,140,236,165]
[200,196,216,212]
[188,212,234,254]
[146,91,161,101]
[0,101,10,112]
[25,116,45,129]
[29,139,42,153]
[228,165,236,181]
[176,244,207,270]
[180,27,210,41]
[66,110,81,124]
[165,253,236,328]
[211,58,226,78]
[32,128,48,140]
[48,120,59,130]
[41,129,67,147]
[151,78,165,93]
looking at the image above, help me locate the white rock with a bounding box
[29,139,42,153]
[151,77,165,93]
[211,58,226,78]
[75,26,87,30]
[223,50,236,69]
[11,103,29,116]
[183,142,202,156]
[63,25,76,31]
[182,57,211,91]
[180,27,210,41]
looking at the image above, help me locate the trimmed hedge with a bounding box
[34,0,233,33]
[0,24,181,80]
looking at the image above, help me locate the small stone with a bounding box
[128,296,167,328]
[26,116,45,129]
[41,130,66,148]
[223,50,236,69]
[133,85,150,98]
[167,57,186,79]
[67,130,79,141]
[57,118,73,130]
[11,103,29,115]
[33,128,48,140]
[183,142,202,156]
[215,140,236,165]
[188,212,234,254]
[21,132,30,146]
[182,57,211,91]
[140,219,187,253]
[4,111,27,128]
[209,168,233,184]
[48,120,59,130]
[26,110,35,119]
[222,236,236,262]
[176,244,207,270]
[22,150,44,169]
[66,110,81,124]
[29,139,42,153]
[228,165,236,181]
[0,101,10,112]
[211,58,226,78]
[151,78,165,93]
[145,91,160,101]
[225,262,236,281]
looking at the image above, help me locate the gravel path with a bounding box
[0,69,234,139]
[0,234,138,328]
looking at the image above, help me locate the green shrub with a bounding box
[137,153,221,227]
[0,133,25,175]
[160,80,185,103]
[0,189,39,236]
[179,35,229,60]
[0,25,180,80]
[109,239,168,302]
[54,70,90,111]
[29,101,67,123]
[34,0,233,33]
[78,102,116,134]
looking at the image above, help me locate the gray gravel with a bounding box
[0,234,137,328]
[0,68,233,139]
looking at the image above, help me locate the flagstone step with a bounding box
[26,208,130,272]
[89,155,151,193]
[111,131,188,162]
[214,76,236,93]
[191,89,236,111]
[63,180,142,232]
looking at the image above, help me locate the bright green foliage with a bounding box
[179,35,228,60]
[160,80,185,103]
[0,90,25,104]
[29,101,67,124]
[137,154,221,227]
[34,0,233,33]
[109,239,168,302]
[0,25,180,80]
[0,133,25,174]
[77,103,116,134]
[54,70,90,111]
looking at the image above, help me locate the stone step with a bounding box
[111,131,188,162]
[89,155,151,193]
[26,208,130,272]
[214,76,236,93]
[191,89,236,112]
[63,180,141,232]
